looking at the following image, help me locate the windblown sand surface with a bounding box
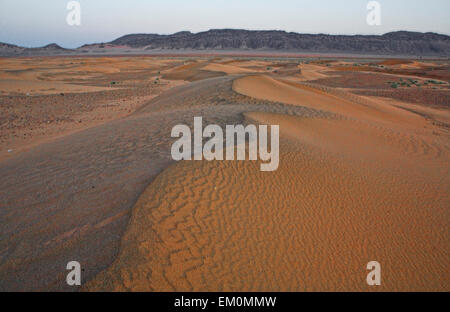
[0,57,187,162]
[0,57,182,95]
[1,56,448,291]
[86,67,448,291]
[0,79,111,94]
[202,62,263,74]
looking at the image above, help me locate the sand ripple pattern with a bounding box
[0,76,331,291]
[85,75,449,291]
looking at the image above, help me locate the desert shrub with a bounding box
[427,80,443,85]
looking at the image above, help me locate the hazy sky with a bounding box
[1,0,449,48]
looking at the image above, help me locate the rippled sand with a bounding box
[1,57,448,291]
[85,71,449,291]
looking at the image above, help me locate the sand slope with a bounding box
[85,74,449,291]
[0,57,181,95]
[1,57,448,291]
[203,62,261,74]
[0,74,326,291]
[233,75,428,127]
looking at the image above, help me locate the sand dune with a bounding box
[0,56,181,95]
[202,62,262,74]
[85,110,448,291]
[85,69,449,291]
[1,56,448,292]
[297,64,330,81]
[233,74,427,128]
[1,73,326,291]
[162,61,226,81]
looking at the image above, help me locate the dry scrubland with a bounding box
[0,56,449,291]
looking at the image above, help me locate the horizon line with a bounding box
[2,28,449,50]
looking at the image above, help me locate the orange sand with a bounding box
[1,56,448,291]
[85,69,449,291]
[202,62,262,74]
[0,57,180,95]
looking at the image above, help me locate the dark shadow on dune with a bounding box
[0,74,334,291]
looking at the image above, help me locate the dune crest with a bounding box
[85,80,449,291]
[2,56,448,291]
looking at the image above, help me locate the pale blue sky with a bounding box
[1,0,449,48]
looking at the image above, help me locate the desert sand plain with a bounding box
[0,55,449,291]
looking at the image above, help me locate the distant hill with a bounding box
[108,30,450,56]
[24,43,69,54]
[0,42,25,55]
[1,30,450,56]
[0,43,69,56]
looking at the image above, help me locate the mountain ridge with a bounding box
[1,30,450,56]
[106,29,450,55]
